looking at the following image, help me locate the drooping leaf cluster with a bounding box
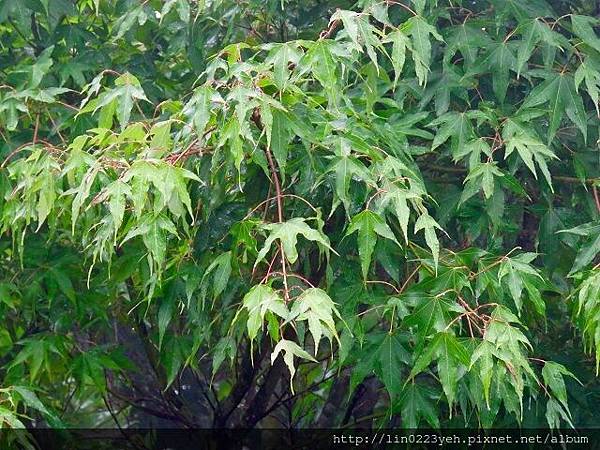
[0,0,599,432]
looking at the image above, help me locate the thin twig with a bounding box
[33,114,40,144]
[252,108,291,302]
[399,263,421,294]
[264,271,316,288]
[46,108,66,144]
[469,248,520,280]
[259,247,281,284]
[593,186,600,215]
[386,0,418,16]
[365,279,400,294]
[319,12,340,40]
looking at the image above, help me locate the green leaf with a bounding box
[287,288,342,353]
[398,382,440,428]
[384,30,409,88]
[414,213,443,270]
[106,180,131,240]
[270,339,317,393]
[444,23,491,68]
[269,43,301,91]
[516,20,542,78]
[574,58,600,118]
[35,173,56,231]
[485,307,532,352]
[12,386,50,416]
[404,294,464,341]
[48,268,75,303]
[161,337,185,388]
[268,108,291,181]
[184,86,214,134]
[306,40,338,104]
[158,163,200,219]
[376,184,420,244]
[470,340,496,408]
[202,251,232,300]
[0,406,26,428]
[214,255,233,299]
[405,16,443,86]
[572,272,600,374]
[410,332,469,409]
[212,336,236,378]
[239,285,288,342]
[546,398,574,429]
[542,361,579,414]
[122,215,178,269]
[515,19,566,78]
[571,234,600,274]
[332,10,382,69]
[345,210,400,279]
[376,332,410,406]
[329,138,372,214]
[503,121,558,191]
[93,73,149,130]
[571,15,600,54]
[70,164,101,234]
[462,162,504,202]
[255,218,335,267]
[113,6,147,40]
[429,112,474,156]
[27,46,54,89]
[520,73,587,142]
[498,253,543,314]
[158,294,175,349]
[483,42,516,103]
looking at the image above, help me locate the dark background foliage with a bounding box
[0,0,599,435]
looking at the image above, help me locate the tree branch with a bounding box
[213,338,264,427]
[251,108,291,301]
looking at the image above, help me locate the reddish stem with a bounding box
[593,186,600,215]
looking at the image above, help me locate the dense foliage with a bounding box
[0,0,600,434]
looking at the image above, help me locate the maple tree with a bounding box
[0,0,600,436]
